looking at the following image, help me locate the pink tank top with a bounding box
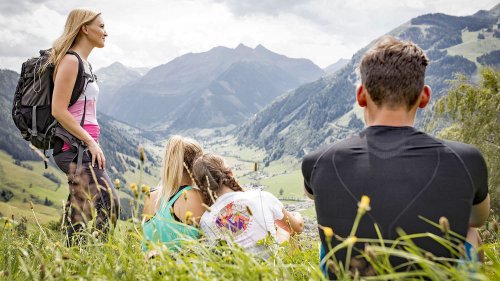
[62,62,101,152]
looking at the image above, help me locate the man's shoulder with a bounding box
[438,138,484,159]
[303,134,363,163]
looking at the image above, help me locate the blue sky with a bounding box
[1,0,497,71]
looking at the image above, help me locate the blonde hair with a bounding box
[157,136,203,205]
[45,8,101,77]
[192,153,243,205]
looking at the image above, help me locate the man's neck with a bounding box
[365,106,417,127]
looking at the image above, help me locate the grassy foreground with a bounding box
[1,216,322,280]
[1,198,499,280]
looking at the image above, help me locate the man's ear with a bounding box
[357,84,367,107]
[418,85,431,108]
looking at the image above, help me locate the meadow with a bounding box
[1,142,499,280]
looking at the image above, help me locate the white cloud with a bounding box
[0,0,497,72]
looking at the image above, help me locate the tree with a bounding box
[432,68,499,212]
[44,197,54,207]
[279,188,284,196]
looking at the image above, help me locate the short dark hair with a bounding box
[359,36,429,109]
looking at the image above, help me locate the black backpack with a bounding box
[12,49,91,166]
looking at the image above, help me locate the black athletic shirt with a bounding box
[302,126,488,276]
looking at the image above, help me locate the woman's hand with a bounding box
[87,140,106,169]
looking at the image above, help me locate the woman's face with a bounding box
[84,15,107,48]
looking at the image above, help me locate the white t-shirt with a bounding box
[200,190,284,254]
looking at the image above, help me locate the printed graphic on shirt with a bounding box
[215,201,251,235]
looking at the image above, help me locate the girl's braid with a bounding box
[183,161,200,189]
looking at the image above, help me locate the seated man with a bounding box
[302,36,490,278]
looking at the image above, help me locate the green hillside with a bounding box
[447,29,500,64]
[0,148,161,223]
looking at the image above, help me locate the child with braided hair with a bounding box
[192,153,304,255]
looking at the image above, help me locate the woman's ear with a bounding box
[81,24,89,35]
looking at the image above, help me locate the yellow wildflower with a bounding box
[345,236,357,246]
[185,211,193,222]
[358,195,371,213]
[141,185,150,196]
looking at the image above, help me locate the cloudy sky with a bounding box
[1,0,498,72]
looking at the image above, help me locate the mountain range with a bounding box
[95,62,145,113]
[323,58,350,75]
[1,4,499,172]
[103,44,324,132]
[237,4,500,162]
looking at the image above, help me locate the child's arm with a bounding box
[277,209,304,234]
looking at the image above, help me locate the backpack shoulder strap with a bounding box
[65,51,87,107]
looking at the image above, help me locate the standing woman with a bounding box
[50,8,119,242]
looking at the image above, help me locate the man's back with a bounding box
[302,126,488,264]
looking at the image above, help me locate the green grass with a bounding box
[1,197,498,280]
[301,206,317,218]
[446,30,500,63]
[261,170,304,198]
[0,148,159,224]
[2,142,500,280]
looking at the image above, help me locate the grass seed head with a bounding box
[482,230,491,240]
[424,251,435,260]
[130,183,139,198]
[202,203,212,212]
[492,219,499,234]
[326,259,340,276]
[114,179,121,190]
[364,244,376,260]
[139,145,145,163]
[29,201,34,210]
[439,216,450,234]
[245,205,253,216]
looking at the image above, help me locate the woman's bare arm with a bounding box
[52,54,106,169]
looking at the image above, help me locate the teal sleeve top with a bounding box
[142,186,201,251]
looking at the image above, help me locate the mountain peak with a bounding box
[236,43,252,51]
[489,2,500,17]
[255,44,267,51]
[101,61,127,71]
